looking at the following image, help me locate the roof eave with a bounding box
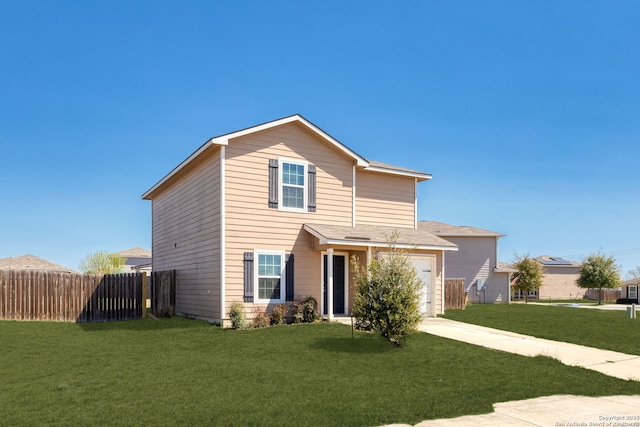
[142,114,370,199]
[142,139,217,200]
[304,225,458,251]
[321,238,457,251]
[363,165,432,181]
[435,233,506,238]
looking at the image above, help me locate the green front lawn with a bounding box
[2,318,639,426]
[444,304,640,355]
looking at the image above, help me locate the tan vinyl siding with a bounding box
[356,170,415,227]
[151,146,222,321]
[223,122,354,316]
[442,236,509,304]
[539,267,581,300]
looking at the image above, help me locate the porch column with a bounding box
[367,246,373,280]
[327,247,334,321]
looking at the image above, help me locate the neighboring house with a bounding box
[511,256,582,300]
[419,221,511,303]
[142,114,458,324]
[0,254,76,273]
[111,247,152,273]
[621,278,640,303]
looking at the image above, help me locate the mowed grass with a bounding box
[2,318,640,427]
[444,304,640,355]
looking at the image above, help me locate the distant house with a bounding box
[0,254,76,273]
[111,247,152,273]
[511,256,582,300]
[621,278,640,303]
[418,221,511,303]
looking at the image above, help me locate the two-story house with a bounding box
[142,115,457,324]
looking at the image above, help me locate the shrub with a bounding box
[228,302,250,330]
[291,302,304,323]
[269,304,287,325]
[301,296,319,323]
[291,296,320,323]
[351,234,422,346]
[252,310,269,328]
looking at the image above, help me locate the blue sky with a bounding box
[1,1,639,276]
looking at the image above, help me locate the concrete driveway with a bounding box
[419,317,640,381]
[379,316,640,427]
[385,394,640,427]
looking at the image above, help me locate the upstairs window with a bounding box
[281,161,306,210]
[268,158,316,212]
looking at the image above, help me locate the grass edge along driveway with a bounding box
[443,303,640,356]
[2,318,639,427]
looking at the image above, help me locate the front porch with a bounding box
[304,223,458,319]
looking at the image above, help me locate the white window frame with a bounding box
[278,158,308,213]
[629,286,638,299]
[254,250,286,304]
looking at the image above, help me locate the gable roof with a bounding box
[624,278,640,286]
[111,247,151,258]
[418,221,505,237]
[495,261,518,273]
[303,223,458,251]
[0,254,76,272]
[142,114,432,199]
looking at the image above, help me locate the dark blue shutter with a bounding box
[268,159,278,208]
[307,164,316,212]
[243,252,254,302]
[285,253,294,301]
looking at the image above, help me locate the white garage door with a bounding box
[410,255,436,317]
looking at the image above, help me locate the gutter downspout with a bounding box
[352,165,356,227]
[220,146,226,324]
[441,251,446,315]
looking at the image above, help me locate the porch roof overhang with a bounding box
[304,223,459,251]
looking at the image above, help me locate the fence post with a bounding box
[141,272,147,319]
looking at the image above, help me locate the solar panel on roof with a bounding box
[539,259,562,265]
[549,257,572,265]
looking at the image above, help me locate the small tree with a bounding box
[351,235,422,346]
[577,253,622,305]
[79,250,125,274]
[512,256,543,303]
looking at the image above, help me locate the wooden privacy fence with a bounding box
[445,278,467,310]
[584,288,621,302]
[149,270,176,317]
[0,270,176,322]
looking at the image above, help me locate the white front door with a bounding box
[410,256,436,317]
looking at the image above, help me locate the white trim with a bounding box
[362,165,432,181]
[441,251,445,315]
[352,165,356,228]
[414,178,418,229]
[327,249,333,320]
[142,143,222,199]
[253,250,286,304]
[142,114,370,199]
[209,115,369,166]
[220,146,226,320]
[629,285,638,299]
[321,250,349,318]
[278,157,308,213]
